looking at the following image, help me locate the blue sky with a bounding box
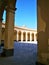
[3,0,37,29]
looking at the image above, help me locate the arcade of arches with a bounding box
[14,28,37,42]
[0,0,49,65]
[2,23,37,42]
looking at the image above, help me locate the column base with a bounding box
[1,49,14,57]
[36,62,46,65]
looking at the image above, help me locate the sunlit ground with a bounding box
[0,41,37,65]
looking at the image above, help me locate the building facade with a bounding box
[2,23,37,43]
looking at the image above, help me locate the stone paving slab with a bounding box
[0,42,37,65]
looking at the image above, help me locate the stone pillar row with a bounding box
[16,31,37,42]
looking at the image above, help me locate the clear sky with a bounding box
[3,0,37,30]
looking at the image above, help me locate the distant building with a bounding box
[2,23,37,43]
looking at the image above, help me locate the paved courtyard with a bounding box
[0,42,37,65]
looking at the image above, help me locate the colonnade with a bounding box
[0,1,48,65]
[2,23,37,42]
[15,31,37,42]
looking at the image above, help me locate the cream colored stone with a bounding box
[2,23,37,43]
[4,7,15,49]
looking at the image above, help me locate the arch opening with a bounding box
[27,33,30,41]
[23,32,26,41]
[32,33,34,41]
[18,31,21,41]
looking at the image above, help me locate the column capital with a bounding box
[17,30,19,33]
[5,0,17,10]
[34,32,37,34]
[21,31,24,33]
[30,32,32,34]
[26,31,28,34]
[6,6,17,10]
[5,6,17,14]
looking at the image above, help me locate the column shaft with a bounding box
[17,31,18,41]
[30,32,32,42]
[26,32,27,42]
[34,33,36,41]
[4,6,16,56]
[21,31,23,42]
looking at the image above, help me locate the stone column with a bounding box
[30,32,32,42]
[21,31,23,42]
[26,32,27,42]
[3,0,16,56]
[34,33,36,41]
[17,31,18,41]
